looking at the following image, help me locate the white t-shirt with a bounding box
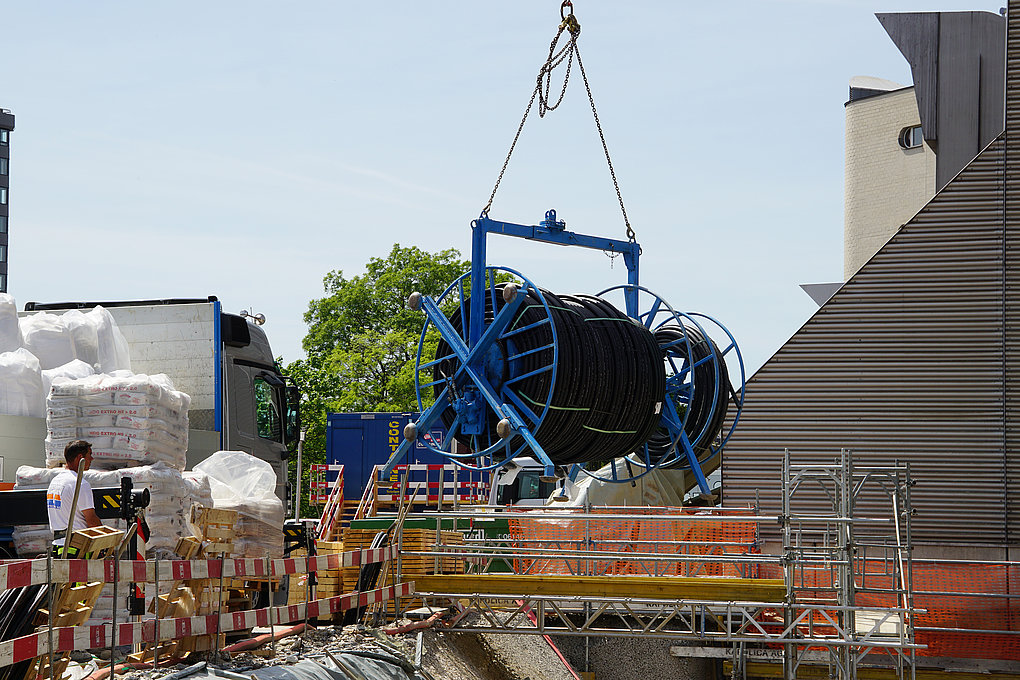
[46,469,95,546]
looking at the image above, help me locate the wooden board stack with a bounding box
[30,526,125,680]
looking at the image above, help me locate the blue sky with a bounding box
[0,1,996,376]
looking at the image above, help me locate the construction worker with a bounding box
[46,439,102,557]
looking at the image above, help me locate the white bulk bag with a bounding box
[86,306,131,373]
[0,293,22,352]
[20,312,74,370]
[0,348,44,417]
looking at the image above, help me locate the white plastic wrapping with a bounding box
[183,471,214,513]
[0,348,44,417]
[20,312,75,370]
[0,293,22,352]
[60,310,100,369]
[193,451,284,558]
[87,306,131,373]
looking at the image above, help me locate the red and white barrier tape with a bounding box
[0,581,415,668]
[0,546,396,590]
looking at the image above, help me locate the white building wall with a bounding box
[843,87,936,279]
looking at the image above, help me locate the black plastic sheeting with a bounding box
[179,657,428,680]
[251,657,427,680]
[0,584,50,680]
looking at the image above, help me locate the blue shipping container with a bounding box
[326,412,448,501]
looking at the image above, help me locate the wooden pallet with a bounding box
[310,541,345,623]
[30,526,125,680]
[129,507,238,663]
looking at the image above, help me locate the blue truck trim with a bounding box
[213,298,222,438]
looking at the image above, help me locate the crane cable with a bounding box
[481,1,636,243]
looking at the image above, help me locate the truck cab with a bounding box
[488,457,558,507]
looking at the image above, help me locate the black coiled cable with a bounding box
[433,285,664,465]
[642,323,730,467]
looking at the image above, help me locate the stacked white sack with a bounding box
[45,373,190,470]
[14,462,193,555]
[193,451,284,559]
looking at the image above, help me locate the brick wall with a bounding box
[843,87,935,279]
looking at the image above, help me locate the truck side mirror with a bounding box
[285,383,302,446]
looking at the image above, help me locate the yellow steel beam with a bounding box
[725,661,1020,680]
[411,574,786,602]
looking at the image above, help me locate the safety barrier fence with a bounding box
[0,547,395,589]
[0,546,405,670]
[374,465,489,505]
[0,581,415,668]
[309,463,344,507]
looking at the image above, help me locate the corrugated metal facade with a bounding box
[721,3,1020,548]
[1004,0,1020,547]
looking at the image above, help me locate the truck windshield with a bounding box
[496,471,557,505]
[254,377,283,442]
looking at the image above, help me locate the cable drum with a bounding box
[643,323,731,468]
[432,283,664,465]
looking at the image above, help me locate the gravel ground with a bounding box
[64,616,579,680]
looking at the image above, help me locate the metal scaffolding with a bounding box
[377,449,921,679]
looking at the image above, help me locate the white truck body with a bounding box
[0,297,296,503]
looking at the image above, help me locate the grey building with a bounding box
[0,109,12,293]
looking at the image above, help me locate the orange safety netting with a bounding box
[507,510,1018,662]
[506,507,759,577]
[759,560,1020,661]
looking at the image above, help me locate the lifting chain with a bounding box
[481,0,636,243]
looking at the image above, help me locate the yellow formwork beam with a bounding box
[726,661,1020,680]
[410,574,786,602]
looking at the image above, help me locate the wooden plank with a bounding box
[410,575,787,603]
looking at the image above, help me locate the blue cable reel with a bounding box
[382,211,745,497]
[572,285,747,494]
[404,265,562,474]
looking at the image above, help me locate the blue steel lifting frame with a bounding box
[381,210,640,480]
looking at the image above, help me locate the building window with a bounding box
[0,188,6,205]
[0,158,7,175]
[0,274,6,292]
[0,129,7,145]
[899,125,923,149]
[0,216,6,233]
[0,245,6,262]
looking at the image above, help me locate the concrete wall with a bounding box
[843,87,935,279]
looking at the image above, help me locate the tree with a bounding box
[285,244,469,515]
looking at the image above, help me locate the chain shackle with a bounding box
[560,1,580,35]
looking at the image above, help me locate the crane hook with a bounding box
[560,1,580,35]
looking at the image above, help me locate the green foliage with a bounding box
[284,244,469,517]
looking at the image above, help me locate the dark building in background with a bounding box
[0,109,12,293]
